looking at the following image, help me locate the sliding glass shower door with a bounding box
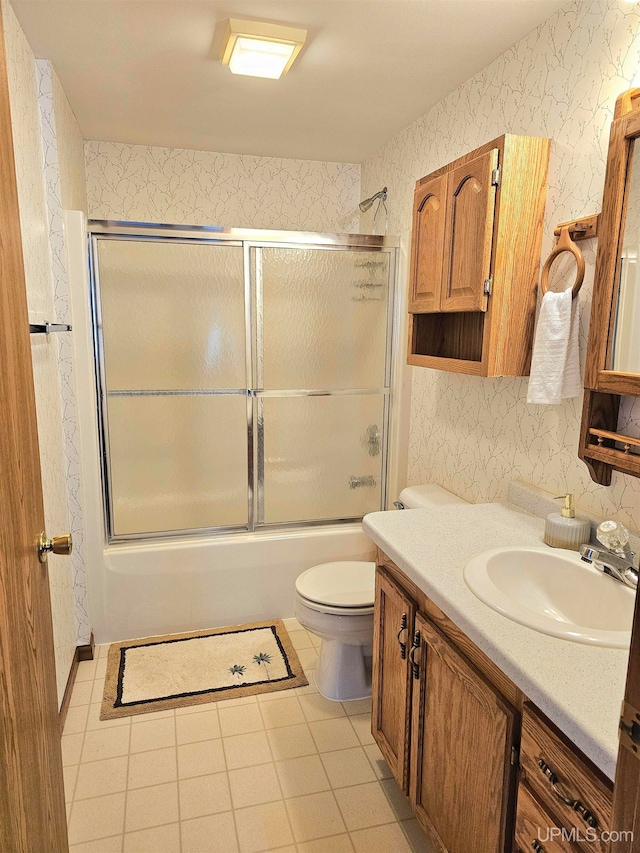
[257,247,390,524]
[96,239,249,537]
[91,225,395,541]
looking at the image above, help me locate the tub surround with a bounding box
[363,502,628,779]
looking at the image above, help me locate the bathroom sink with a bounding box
[464,546,635,648]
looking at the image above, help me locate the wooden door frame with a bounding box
[0,4,69,849]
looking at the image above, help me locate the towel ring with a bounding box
[540,225,585,299]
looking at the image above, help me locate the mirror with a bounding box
[579,87,640,486]
[611,139,640,372]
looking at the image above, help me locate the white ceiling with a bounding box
[10,0,567,163]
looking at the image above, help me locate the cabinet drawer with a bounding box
[520,705,612,853]
[515,784,582,853]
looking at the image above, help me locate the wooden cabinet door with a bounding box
[371,568,416,792]
[441,149,499,313]
[409,174,448,312]
[410,613,517,853]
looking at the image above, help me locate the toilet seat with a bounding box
[295,594,375,617]
[295,561,376,613]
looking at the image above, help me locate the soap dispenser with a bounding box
[544,494,590,550]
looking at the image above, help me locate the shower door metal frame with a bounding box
[88,220,399,543]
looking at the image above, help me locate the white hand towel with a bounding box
[527,289,581,405]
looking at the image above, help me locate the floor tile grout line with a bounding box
[398,819,422,853]
[257,692,298,848]
[378,773,412,824]
[69,757,399,803]
[64,678,92,829]
[173,709,183,853]
[68,668,120,846]
[63,705,90,800]
[347,818,419,849]
[72,819,181,848]
[208,707,242,853]
[120,703,133,851]
[69,831,124,851]
[68,817,418,853]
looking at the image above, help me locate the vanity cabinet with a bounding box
[408,134,550,377]
[410,613,518,853]
[372,558,520,852]
[371,551,613,853]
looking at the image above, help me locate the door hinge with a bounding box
[483,276,493,296]
[491,166,500,187]
[620,700,640,758]
[510,745,519,767]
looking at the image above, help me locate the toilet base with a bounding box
[314,639,372,702]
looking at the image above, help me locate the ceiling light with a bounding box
[220,19,307,80]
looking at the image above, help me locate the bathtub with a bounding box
[66,212,407,646]
[96,523,375,643]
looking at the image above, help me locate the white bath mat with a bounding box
[100,620,308,719]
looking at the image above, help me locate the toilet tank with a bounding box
[398,484,468,509]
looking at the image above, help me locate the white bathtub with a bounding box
[95,524,375,643]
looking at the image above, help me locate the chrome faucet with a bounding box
[579,520,638,590]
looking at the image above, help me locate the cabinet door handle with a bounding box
[532,841,544,852]
[537,760,598,828]
[409,631,421,679]
[397,613,408,659]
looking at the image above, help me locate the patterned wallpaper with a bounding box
[84,141,361,233]
[2,0,78,704]
[360,0,640,531]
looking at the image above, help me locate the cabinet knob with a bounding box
[38,531,73,563]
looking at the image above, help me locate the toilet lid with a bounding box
[295,561,376,608]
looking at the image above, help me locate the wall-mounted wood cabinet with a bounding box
[408,134,550,376]
[372,551,612,853]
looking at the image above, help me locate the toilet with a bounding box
[294,484,468,701]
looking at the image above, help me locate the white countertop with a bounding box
[363,502,629,781]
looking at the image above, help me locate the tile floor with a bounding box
[63,618,433,853]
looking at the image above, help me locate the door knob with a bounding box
[38,531,73,563]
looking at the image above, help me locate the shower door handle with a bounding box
[348,475,378,489]
[363,424,381,457]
